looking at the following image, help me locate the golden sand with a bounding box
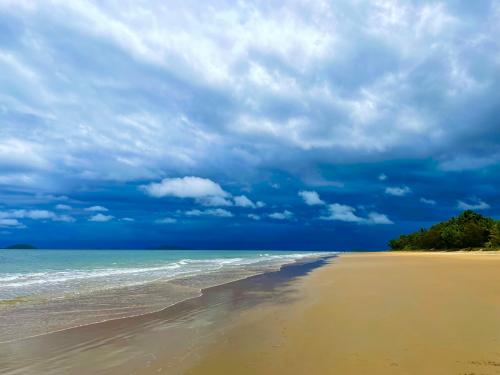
[186,252,500,375]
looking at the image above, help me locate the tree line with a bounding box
[389,210,500,250]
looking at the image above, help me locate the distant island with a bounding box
[389,210,500,251]
[4,244,37,249]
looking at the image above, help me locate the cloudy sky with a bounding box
[0,0,499,249]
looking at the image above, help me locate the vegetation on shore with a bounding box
[389,210,500,251]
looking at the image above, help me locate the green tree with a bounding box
[440,223,462,248]
[389,210,498,251]
[487,222,500,248]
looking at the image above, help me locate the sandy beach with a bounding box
[2,252,499,375]
[187,252,500,375]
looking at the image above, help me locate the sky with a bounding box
[0,0,499,250]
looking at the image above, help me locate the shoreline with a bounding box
[187,251,500,375]
[0,251,333,343]
[0,255,332,374]
[0,255,332,345]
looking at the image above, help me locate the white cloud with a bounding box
[366,212,393,225]
[53,214,76,223]
[234,195,256,208]
[185,209,203,216]
[0,218,24,228]
[0,50,38,81]
[142,177,229,199]
[321,203,392,225]
[0,138,50,171]
[256,201,266,208]
[439,154,500,171]
[385,186,411,196]
[0,209,75,224]
[420,197,436,205]
[322,203,362,223]
[143,178,261,210]
[89,213,114,222]
[185,208,233,218]
[84,205,109,212]
[121,217,135,222]
[298,190,325,206]
[1,210,49,219]
[248,214,261,220]
[55,204,72,210]
[12,209,55,219]
[269,210,293,220]
[196,196,233,207]
[155,217,177,224]
[378,174,387,181]
[457,199,490,210]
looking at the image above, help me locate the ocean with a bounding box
[0,249,334,342]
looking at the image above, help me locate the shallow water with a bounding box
[0,250,334,341]
[0,257,332,375]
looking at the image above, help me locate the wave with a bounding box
[0,252,334,301]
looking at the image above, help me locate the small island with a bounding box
[4,244,37,249]
[389,210,500,251]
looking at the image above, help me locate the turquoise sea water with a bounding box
[0,250,332,301]
[0,250,334,341]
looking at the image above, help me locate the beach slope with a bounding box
[187,252,500,375]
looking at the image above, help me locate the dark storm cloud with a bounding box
[0,0,498,248]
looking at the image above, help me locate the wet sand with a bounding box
[0,258,329,374]
[187,252,500,375]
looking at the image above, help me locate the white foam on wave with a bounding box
[0,252,336,301]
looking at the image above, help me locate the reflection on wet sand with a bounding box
[0,258,330,375]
